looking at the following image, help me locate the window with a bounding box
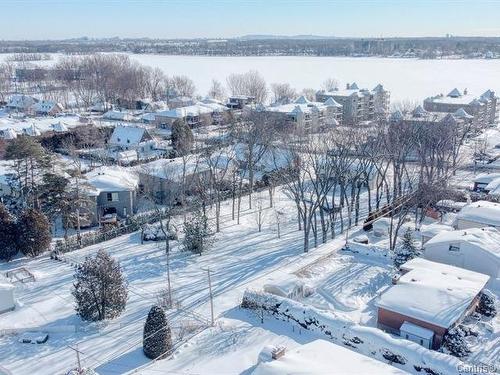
[420,339,423,345]
[107,192,119,202]
[405,334,409,339]
[449,244,460,252]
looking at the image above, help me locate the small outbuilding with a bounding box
[0,274,15,314]
[455,200,500,229]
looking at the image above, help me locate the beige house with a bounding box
[424,88,498,129]
[316,83,390,124]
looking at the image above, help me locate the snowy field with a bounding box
[2,53,500,102]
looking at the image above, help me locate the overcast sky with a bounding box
[1,0,500,40]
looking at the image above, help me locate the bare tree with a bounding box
[207,79,226,101]
[270,82,297,104]
[321,78,339,91]
[169,75,196,97]
[226,70,267,103]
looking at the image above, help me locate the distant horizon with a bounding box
[1,0,500,40]
[2,34,500,43]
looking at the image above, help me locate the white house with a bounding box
[455,200,500,229]
[0,275,15,314]
[423,227,500,285]
[107,125,159,162]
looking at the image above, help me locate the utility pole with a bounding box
[68,344,83,373]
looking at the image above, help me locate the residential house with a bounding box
[6,94,38,112]
[377,258,489,349]
[226,95,255,110]
[455,200,500,229]
[424,88,498,129]
[263,95,342,132]
[32,100,64,116]
[424,227,500,285]
[107,125,161,163]
[102,110,134,122]
[473,172,500,192]
[316,83,390,124]
[136,157,211,204]
[85,166,140,224]
[154,101,228,128]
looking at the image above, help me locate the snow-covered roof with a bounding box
[400,321,434,340]
[0,274,14,291]
[89,102,111,112]
[447,88,462,98]
[262,274,304,298]
[425,92,479,106]
[51,121,68,132]
[412,105,427,117]
[474,172,500,185]
[457,200,500,227]
[419,223,453,238]
[85,166,139,194]
[0,128,17,139]
[377,258,489,328]
[485,177,500,193]
[32,100,63,113]
[137,157,209,182]
[103,110,134,121]
[109,125,150,147]
[157,102,225,119]
[252,339,406,375]
[23,124,41,136]
[453,108,473,119]
[323,97,342,107]
[425,227,500,259]
[7,94,37,109]
[294,95,310,104]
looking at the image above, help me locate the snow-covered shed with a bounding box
[423,227,500,284]
[252,339,406,375]
[377,258,489,349]
[0,274,15,314]
[455,200,500,229]
[262,275,309,300]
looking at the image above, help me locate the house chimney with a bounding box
[464,88,468,95]
[346,83,350,89]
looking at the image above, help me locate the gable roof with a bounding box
[447,88,462,98]
[324,97,342,107]
[294,96,310,104]
[453,108,473,119]
[109,125,151,146]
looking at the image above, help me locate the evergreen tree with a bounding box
[72,250,128,321]
[442,327,470,358]
[143,305,172,359]
[394,228,420,268]
[171,119,194,156]
[5,136,52,208]
[477,291,497,317]
[182,212,213,255]
[0,203,18,261]
[16,208,51,257]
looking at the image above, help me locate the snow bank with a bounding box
[242,290,476,375]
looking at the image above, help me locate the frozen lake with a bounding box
[3,53,500,103]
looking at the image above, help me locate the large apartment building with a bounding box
[423,88,498,129]
[316,83,390,124]
[263,95,343,132]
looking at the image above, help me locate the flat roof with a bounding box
[377,258,489,328]
[457,200,500,227]
[252,339,407,375]
[400,321,434,340]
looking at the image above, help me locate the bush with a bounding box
[142,223,177,242]
[477,291,497,317]
[143,305,172,359]
[72,250,128,321]
[442,327,470,358]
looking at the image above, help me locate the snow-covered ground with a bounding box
[2,53,500,102]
